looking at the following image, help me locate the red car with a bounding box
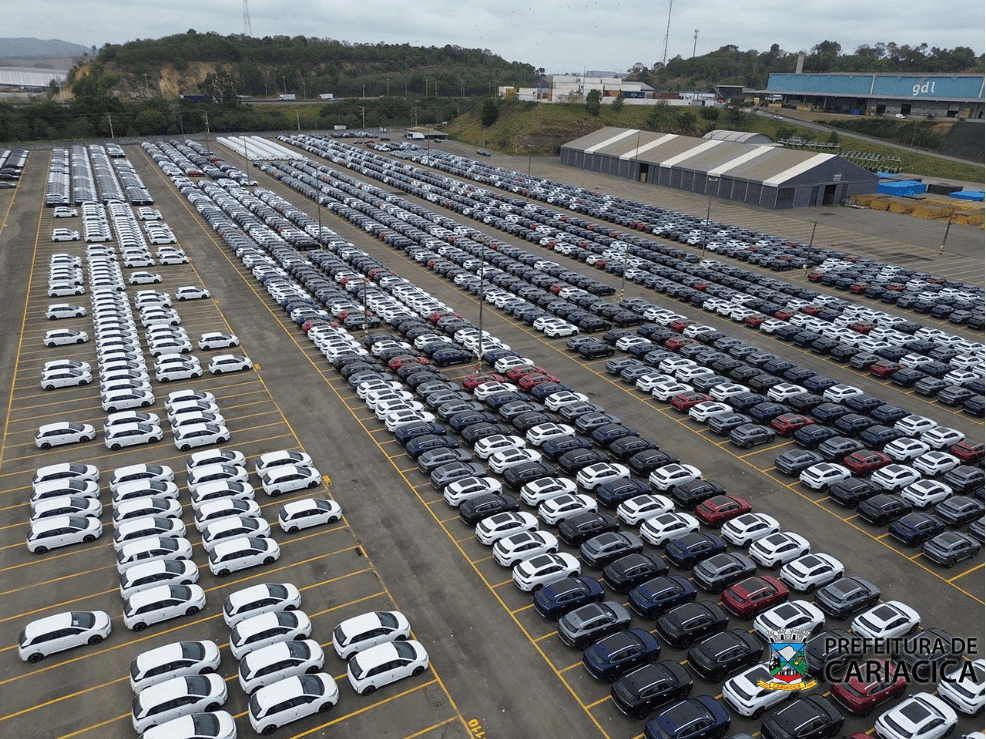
[695,495,752,526]
[518,373,561,391]
[830,661,907,715]
[462,373,505,392]
[744,314,766,328]
[950,439,985,464]
[869,361,902,378]
[549,284,565,294]
[802,305,823,315]
[850,322,875,334]
[664,337,697,352]
[843,450,893,475]
[806,272,824,282]
[769,413,815,436]
[668,319,693,333]
[505,365,550,382]
[721,576,789,618]
[848,283,867,294]
[427,311,461,324]
[670,392,712,412]
[387,355,429,371]
[773,310,794,321]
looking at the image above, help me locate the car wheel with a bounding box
[270,489,281,497]
[141,401,151,408]
[76,338,84,344]
[133,622,146,632]
[160,376,170,383]
[361,685,375,696]
[80,379,89,386]
[185,606,199,616]
[752,707,765,719]
[111,443,121,451]
[411,665,425,677]
[261,726,276,736]
[46,342,55,347]
[82,535,95,543]
[263,557,275,565]
[80,435,90,442]
[181,444,191,452]
[307,480,319,489]
[287,526,299,534]
[27,653,44,663]
[40,442,51,450]
[531,583,542,592]
[318,702,333,713]
[213,369,223,375]
[217,569,230,578]
[178,296,186,301]
[193,373,201,379]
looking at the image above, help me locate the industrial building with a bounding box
[763,72,985,119]
[0,67,68,95]
[559,126,879,209]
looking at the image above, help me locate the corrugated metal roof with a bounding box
[584,128,638,154]
[762,153,835,187]
[703,130,774,145]
[0,67,68,88]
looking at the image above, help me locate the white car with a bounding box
[119,559,199,600]
[129,272,163,285]
[488,447,542,474]
[652,381,694,402]
[223,582,303,628]
[722,663,794,717]
[333,610,411,659]
[780,553,845,592]
[201,516,272,552]
[474,382,517,401]
[46,303,87,319]
[475,511,539,545]
[520,476,577,506]
[639,512,700,546]
[767,383,807,402]
[209,354,252,374]
[208,535,280,577]
[636,374,674,392]
[44,328,88,346]
[648,463,702,491]
[131,674,227,733]
[197,332,239,350]
[874,693,957,739]
[912,451,960,477]
[186,462,247,493]
[543,391,589,412]
[753,600,826,641]
[193,498,262,534]
[512,552,581,592]
[51,228,81,242]
[30,494,102,522]
[525,423,576,446]
[347,639,429,696]
[123,583,207,631]
[230,610,313,660]
[113,516,187,549]
[166,389,215,411]
[248,673,338,733]
[17,610,111,663]
[871,464,922,491]
[474,434,527,460]
[239,639,324,693]
[102,387,156,412]
[493,530,559,567]
[277,498,343,533]
[175,286,211,300]
[894,415,938,438]
[190,481,256,510]
[688,401,732,422]
[113,498,183,529]
[576,462,631,491]
[156,362,203,382]
[920,427,965,451]
[173,423,229,451]
[104,410,159,431]
[822,384,864,403]
[748,531,811,568]
[901,479,953,508]
[616,494,674,526]
[34,461,100,488]
[140,711,236,739]
[385,409,435,432]
[260,464,321,496]
[443,476,503,506]
[35,421,95,450]
[129,639,222,693]
[538,493,597,525]
[112,481,181,506]
[116,536,194,574]
[40,367,92,390]
[800,463,852,490]
[937,658,985,715]
[105,422,164,450]
[722,513,781,546]
[885,438,931,462]
[850,600,921,640]
[53,207,78,218]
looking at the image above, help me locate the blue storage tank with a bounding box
[948,190,985,201]
[876,180,927,196]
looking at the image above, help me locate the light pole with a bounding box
[476,261,485,372]
[301,78,306,100]
[460,78,464,97]
[143,73,149,98]
[386,78,390,96]
[282,76,287,94]
[618,239,629,303]
[702,176,718,260]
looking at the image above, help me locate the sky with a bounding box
[9,0,985,74]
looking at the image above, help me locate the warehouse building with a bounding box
[560,126,879,209]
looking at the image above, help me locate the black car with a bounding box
[498,402,541,423]
[814,577,881,619]
[393,421,448,446]
[707,413,752,436]
[857,494,912,526]
[827,479,880,508]
[665,532,728,569]
[687,630,763,682]
[429,461,488,491]
[609,436,660,461]
[512,411,553,433]
[460,422,514,445]
[692,553,757,593]
[603,553,670,593]
[580,531,644,568]
[558,448,611,474]
[787,393,826,413]
[934,494,985,526]
[557,511,620,547]
[448,410,498,433]
[541,435,593,461]
[729,424,776,449]
[574,412,622,434]
[556,600,632,649]
[611,661,694,719]
[404,434,459,460]
[597,479,651,508]
[869,404,910,425]
[803,629,865,677]
[583,627,662,682]
[748,402,789,424]
[670,479,727,508]
[888,512,947,546]
[629,449,681,476]
[502,461,558,490]
[941,468,986,495]
[458,493,520,526]
[811,403,852,424]
[656,601,730,648]
[558,401,605,422]
[578,341,616,359]
[891,628,962,681]
[532,575,606,619]
[817,436,864,462]
[922,531,982,566]
[729,393,769,413]
[793,425,841,450]
[630,575,699,618]
[774,450,825,476]
[760,695,844,739]
[858,425,905,449]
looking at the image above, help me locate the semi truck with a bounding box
[318,93,334,100]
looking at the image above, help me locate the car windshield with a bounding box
[70,612,95,629]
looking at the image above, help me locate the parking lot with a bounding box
[0,136,981,739]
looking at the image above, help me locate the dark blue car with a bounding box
[664,532,728,569]
[394,421,448,446]
[888,512,946,546]
[541,435,593,461]
[583,628,661,682]
[404,433,459,460]
[448,410,498,433]
[644,695,730,739]
[596,478,650,508]
[629,575,698,619]
[533,575,606,619]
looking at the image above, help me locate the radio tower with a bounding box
[692,29,699,57]
[661,0,673,67]
[243,0,252,36]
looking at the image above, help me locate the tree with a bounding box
[480,97,499,126]
[827,130,840,145]
[586,88,601,116]
[677,110,697,133]
[611,92,625,113]
[699,106,720,122]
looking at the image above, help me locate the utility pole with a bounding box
[360,107,365,129]
[702,176,718,259]
[203,112,209,134]
[692,29,699,58]
[107,113,114,138]
[940,211,954,254]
